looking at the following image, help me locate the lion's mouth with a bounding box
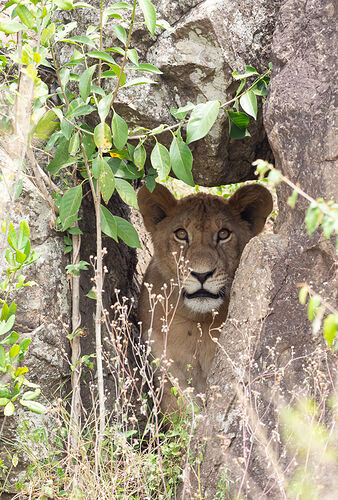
[183,287,226,300]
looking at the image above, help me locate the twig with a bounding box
[51,45,69,110]
[81,142,105,447]
[27,149,58,211]
[68,229,83,457]
[111,0,137,105]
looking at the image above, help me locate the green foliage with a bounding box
[298,285,337,348]
[0,221,46,416]
[0,0,270,258]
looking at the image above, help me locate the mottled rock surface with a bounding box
[58,0,280,186]
[183,0,337,497]
[0,149,70,492]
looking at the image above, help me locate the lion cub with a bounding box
[138,183,272,414]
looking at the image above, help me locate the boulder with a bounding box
[57,0,280,186]
[0,147,70,492]
[182,0,337,497]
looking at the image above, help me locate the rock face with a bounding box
[117,0,280,186]
[58,0,279,186]
[0,153,70,492]
[183,0,337,498]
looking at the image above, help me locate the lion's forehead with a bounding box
[170,203,236,232]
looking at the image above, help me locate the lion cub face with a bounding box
[138,183,273,318]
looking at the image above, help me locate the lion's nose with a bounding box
[190,269,216,285]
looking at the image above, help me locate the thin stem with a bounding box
[68,229,82,456]
[51,45,69,110]
[111,0,137,105]
[81,142,105,443]
[128,69,271,140]
[97,0,103,86]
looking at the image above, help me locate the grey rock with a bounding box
[57,0,280,186]
[0,170,70,492]
[184,0,338,497]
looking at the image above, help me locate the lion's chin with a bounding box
[183,296,224,315]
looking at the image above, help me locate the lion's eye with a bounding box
[174,228,188,241]
[217,228,231,241]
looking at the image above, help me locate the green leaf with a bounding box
[68,227,83,235]
[68,132,80,155]
[134,144,146,169]
[115,216,141,248]
[151,142,170,180]
[98,93,112,122]
[16,5,35,29]
[186,100,220,144]
[15,250,27,264]
[323,314,337,347]
[0,20,25,34]
[138,0,156,36]
[307,295,321,321]
[79,65,96,102]
[0,303,9,322]
[169,136,194,187]
[101,67,126,86]
[145,173,156,192]
[55,0,74,9]
[15,365,29,376]
[111,112,128,150]
[170,102,195,120]
[267,169,281,186]
[94,122,112,152]
[127,48,139,65]
[21,389,41,401]
[239,90,257,119]
[99,160,116,204]
[61,118,74,139]
[87,50,116,65]
[227,110,250,129]
[252,80,268,96]
[100,205,118,241]
[0,388,11,399]
[0,346,6,369]
[1,331,19,345]
[5,249,15,267]
[299,286,308,305]
[59,185,82,231]
[305,204,322,236]
[9,344,20,359]
[0,398,10,406]
[121,77,156,88]
[67,104,95,119]
[8,222,17,250]
[131,63,162,74]
[228,112,251,139]
[0,314,15,336]
[20,338,31,351]
[115,179,138,209]
[46,137,78,174]
[86,289,97,300]
[19,400,46,414]
[4,401,15,416]
[232,65,258,80]
[92,156,103,179]
[17,220,30,249]
[287,190,298,209]
[34,109,59,140]
[61,35,96,47]
[114,25,127,45]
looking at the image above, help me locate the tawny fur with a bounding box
[138,183,273,414]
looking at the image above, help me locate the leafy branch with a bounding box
[254,159,338,348]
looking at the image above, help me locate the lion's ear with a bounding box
[137,183,177,233]
[228,184,273,235]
